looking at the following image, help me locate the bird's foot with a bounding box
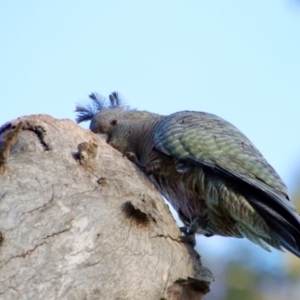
[180,215,215,246]
[180,226,196,247]
[124,152,140,165]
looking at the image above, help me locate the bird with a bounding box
[75,91,300,257]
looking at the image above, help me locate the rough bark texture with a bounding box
[0,115,214,300]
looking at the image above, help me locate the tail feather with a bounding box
[249,196,300,258]
[212,165,300,257]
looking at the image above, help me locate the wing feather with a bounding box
[153,111,300,256]
[153,111,289,198]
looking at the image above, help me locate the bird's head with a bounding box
[75,91,162,154]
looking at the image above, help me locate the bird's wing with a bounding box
[153,111,300,257]
[153,111,289,199]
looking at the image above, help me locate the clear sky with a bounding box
[1,0,300,270]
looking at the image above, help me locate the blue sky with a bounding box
[1,1,300,269]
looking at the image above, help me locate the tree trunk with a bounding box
[0,115,213,300]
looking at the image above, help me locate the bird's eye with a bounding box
[110,119,118,126]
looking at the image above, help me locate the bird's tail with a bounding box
[249,194,300,258]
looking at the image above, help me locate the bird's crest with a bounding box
[75,92,129,123]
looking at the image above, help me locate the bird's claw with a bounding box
[180,226,196,247]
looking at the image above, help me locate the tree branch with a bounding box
[0,115,213,300]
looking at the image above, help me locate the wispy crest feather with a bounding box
[75,91,128,123]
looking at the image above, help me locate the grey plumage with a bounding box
[76,91,300,257]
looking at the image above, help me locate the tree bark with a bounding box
[0,115,213,300]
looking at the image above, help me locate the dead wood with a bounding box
[0,115,213,300]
